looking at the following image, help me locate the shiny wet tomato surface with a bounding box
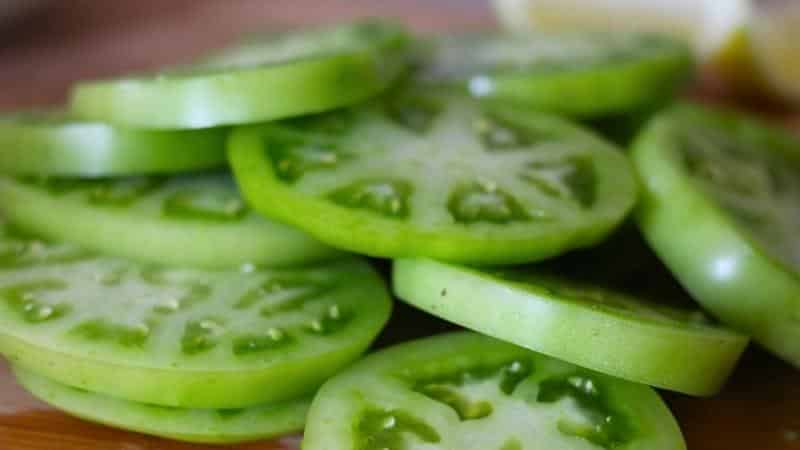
[1,2,799,450]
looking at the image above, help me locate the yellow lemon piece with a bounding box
[492,0,748,57]
[492,0,800,105]
[749,3,800,103]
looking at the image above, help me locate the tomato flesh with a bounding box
[229,92,637,264]
[633,103,800,367]
[0,224,391,408]
[303,332,686,450]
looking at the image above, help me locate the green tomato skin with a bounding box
[302,332,686,450]
[13,366,310,444]
[70,45,408,129]
[0,116,227,176]
[228,131,589,264]
[2,332,361,409]
[0,240,391,408]
[426,33,692,119]
[393,259,748,396]
[633,115,800,366]
[227,102,639,265]
[480,47,692,119]
[0,175,342,269]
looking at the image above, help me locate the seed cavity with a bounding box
[234,277,329,314]
[683,147,763,196]
[419,384,494,421]
[474,114,546,150]
[520,156,596,208]
[71,319,153,347]
[181,283,212,309]
[327,304,342,320]
[152,297,182,314]
[329,179,412,219]
[233,328,291,356]
[680,128,799,200]
[95,267,128,286]
[537,373,634,449]
[680,127,800,272]
[500,438,523,450]
[181,318,225,355]
[448,182,530,224]
[139,268,211,309]
[268,137,344,183]
[414,359,532,422]
[500,360,532,395]
[2,280,71,324]
[357,409,441,450]
[384,95,442,134]
[86,177,164,206]
[140,266,169,286]
[305,304,350,335]
[163,189,247,221]
[199,319,224,333]
[0,237,89,269]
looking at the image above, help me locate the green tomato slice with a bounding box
[12,366,309,444]
[0,224,391,408]
[303,332,686,450]
[0,172,341,268]
[228,92,638,264]
[420,32,692,118]
[633,103,800,367]
[69,21,411,129]
[393,259,747,396]
[0,111,227,176]
[584,105,664,148]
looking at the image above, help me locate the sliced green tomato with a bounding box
[69,21,411,129]
[0,225,391,408]
[0,172,341,268]
[13,366,309,444]
[393,259,747,396]
[303,332,686,450]
[0,111,226,176]
[633,103,800,367]
[584,104,664,147]
[420,32,692,118]
[228,93,638,264]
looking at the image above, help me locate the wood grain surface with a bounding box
[1,1,799,449]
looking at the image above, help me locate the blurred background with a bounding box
[0,0,489,109]
[0,0,797,116]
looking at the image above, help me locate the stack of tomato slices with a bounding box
[1,18,797,450]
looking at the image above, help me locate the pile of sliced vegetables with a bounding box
[1,18,797,450]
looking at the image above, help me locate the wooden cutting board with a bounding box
[1,1,799,449]
[4,340,800,450]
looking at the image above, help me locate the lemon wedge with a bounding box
[492,0,800,105]
[749,3,800,103]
